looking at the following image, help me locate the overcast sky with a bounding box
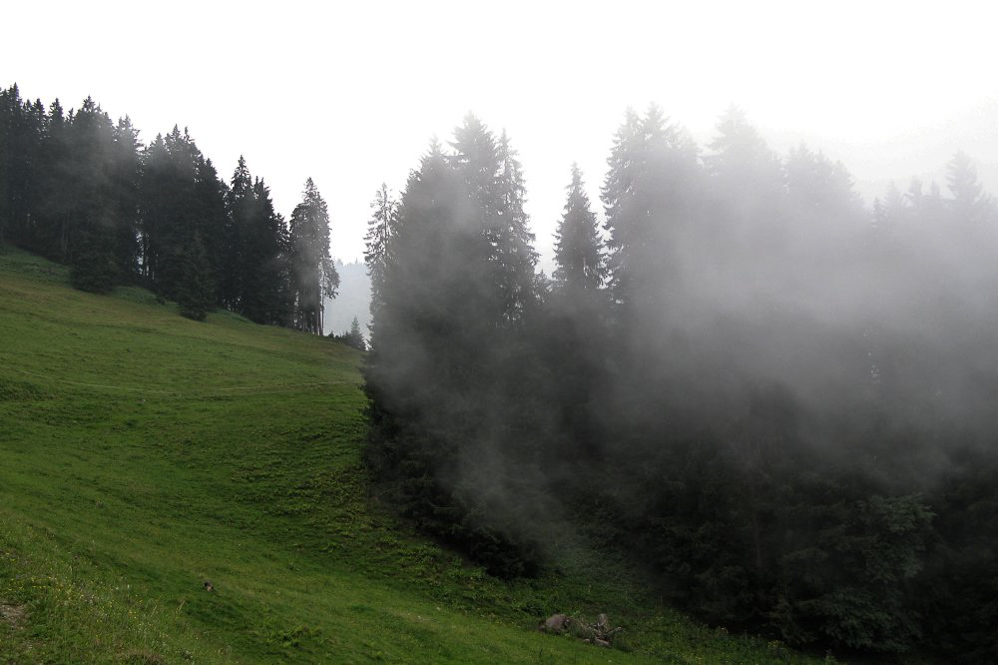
[5,0,997,268]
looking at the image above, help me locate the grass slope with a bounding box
[0,245,833,664]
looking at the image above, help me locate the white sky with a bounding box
[5,0,997,269]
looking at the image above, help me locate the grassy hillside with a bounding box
[0,245,832,664]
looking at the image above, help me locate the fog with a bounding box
[361,106,998,656]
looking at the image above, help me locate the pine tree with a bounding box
[243,176,290,325]
[0,86,15,246]
[176,233,213,321]
[289,177,338,334]
[31,98,72,260]
[221,155,253,309]
[364,183,399,326]
[67,97,119,293]
[553,163,605,294]
[494,130,538,324]
[946,150,994,225]
[602,105,699,313]
[224,157,293,324]
[2,87,46,252]
[332,316,366,351]
[544,163,610,461]
[109,116,141,281]
[365,139,541,576]
[192,155,229,303]
[449,115,539,327]
[139,127,198,296]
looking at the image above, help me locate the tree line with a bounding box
[364,108,998,661]
[0,83,338,327]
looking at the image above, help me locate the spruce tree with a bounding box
[0,86,16,246]
[946,150,994,225]
[176,233,213,321]
[245,176,290,325]
[494,130,538,325]
[109,115,141,281]
[224,157,293,324]
[365,138,540,576]
[553,163,605,294]
[67,97,119,293]
[221,155,253,310]
[544,163,609,461]
[364,183,399,325]
[2,88,46,252]
[602,105,700,318]
[192,155,229,303]
[289,177,338,334]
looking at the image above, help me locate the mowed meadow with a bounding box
[0,245,830,664]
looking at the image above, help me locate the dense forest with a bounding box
[5,82,998,661]
[363,112,998,661]
[0,83,338,328]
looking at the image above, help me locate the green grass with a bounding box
[0,244,835,664]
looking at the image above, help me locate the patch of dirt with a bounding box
[0,601,26,629]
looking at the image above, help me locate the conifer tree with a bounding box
[553,163,605,293]
[494,130,538,324]
[365,138,540,576]
[221,155,253,309]
[333,316,366,351]
[109,116,141,280]
[0,86,18,246]
[450,115,539,327]
[543,163,610,461]
[2,88,46,252]
[67,97,119,293]
[289,177,338,334]
[176,233,213,321]
[192,155,229,302]
[32,99,74,261]
[602,105,699,314]
[946,150,994,225]
[240,176,290,325]
[364,183,399,325]
[224,157,293,324]
[139,127,198,296]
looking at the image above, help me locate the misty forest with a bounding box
[5,82,998,662]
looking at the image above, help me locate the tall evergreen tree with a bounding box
[109,116,142,281]
[289,177,338,334]
[140,126,199,296]
[138,126,227,305]
[494,130,538,325]
[221,155,253,309]
[363,182,399,327]
[366,137,542,576]
[230,168,290,326]
[553,163,605,293]
[601,105,699,312]
[33,98,70,256]
[192,154,229,303]
[946,150,994,225]
[176,232,213,321]
[67,97,119,292]
[2,88,46,252]
[0,85,16,246]
[543,163,610,461]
